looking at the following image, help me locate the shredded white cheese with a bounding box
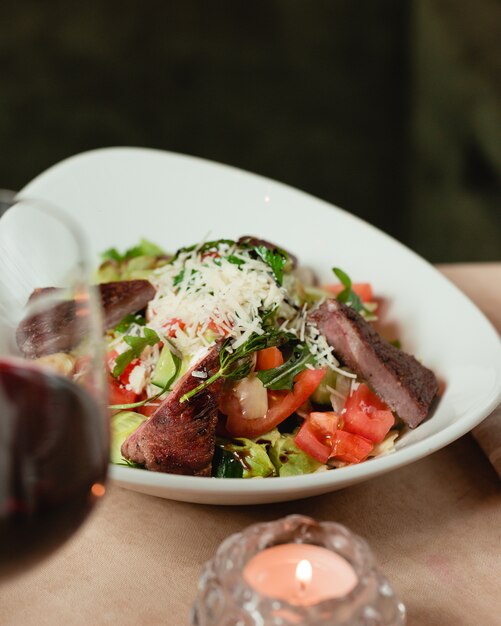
[109,240,358,387]
[146,243,288,357]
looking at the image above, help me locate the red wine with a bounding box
[0,358,108,578]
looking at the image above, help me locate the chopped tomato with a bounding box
[343,384,394,443]
[295,412,340,463]
[295,410,373,465]
[224,368,326,438]
[162,318,186,337]
[106,350,138,386]
[323,282,373,302]
[201,251,220,260]
[108,375,138,408]
[255,347,284,371]
[330,430,373,463]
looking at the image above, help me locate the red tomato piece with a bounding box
[342,384,394,443]
[106,350,139,386]
[295,422,331,463]
[162,318,186,337]
[329,430,373,463]
[295,411,340,463]
[255,347,284,371]
[225,368,326,438]
[323,282,374,302]
[207,318,230,337]
[201,251,220,260]
[108,376,138,407]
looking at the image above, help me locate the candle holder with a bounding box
[191,515,406,626]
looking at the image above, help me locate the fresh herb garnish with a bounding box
[171,239,236,262]
[114,314,146,334]
[170,239,289,285]
[332,267,368,313]
[173,269,185,286]
[257,343,316,390]
[101,238,165,263]
[227,255,245,266]
[115,459,144,469]
[180,330,295,403]
[110,348,182,410]
[260,307,277,329]
[113,328,160,378]
[253,245,288,285]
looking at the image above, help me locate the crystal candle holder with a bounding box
[191,515,406,626]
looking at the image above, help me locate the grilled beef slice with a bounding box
[309,300,438,428]
[98,280,156,329]
[121,346,222,476]
[17,280,155,358]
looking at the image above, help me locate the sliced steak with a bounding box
[309,300,438,428]
[98,280,156,329]
[17,280,155,358]
[121,346,222,476]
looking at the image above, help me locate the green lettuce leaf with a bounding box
[216,437,277,478]
[110,411,147,464]
[268,432,323,477]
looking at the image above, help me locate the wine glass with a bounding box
[0,195,108,579]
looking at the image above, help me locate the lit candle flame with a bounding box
[296,559,312,592]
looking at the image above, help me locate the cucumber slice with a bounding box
[152,344,178,388]
[110,411,147,464]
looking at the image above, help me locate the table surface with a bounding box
[2,263,500,626]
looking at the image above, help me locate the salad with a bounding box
[93,236,437,478]
[18,235,437,478]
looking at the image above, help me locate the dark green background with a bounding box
[1,1,500,262]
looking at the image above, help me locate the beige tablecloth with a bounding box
[1,263,500,626]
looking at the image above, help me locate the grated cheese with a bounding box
[146,243,288,358]
[109,240,358,389]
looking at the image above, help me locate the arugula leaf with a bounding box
[332,267,367,313]
[226,255,245,266]
[173,269,185,286]
[180,330,295,403]
[114,313,146,334]
[113,328,160,378]
[253,246,287,285]
[257,343,316,390]
[100,239,165,264]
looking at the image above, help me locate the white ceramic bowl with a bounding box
[20,147,501,505]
